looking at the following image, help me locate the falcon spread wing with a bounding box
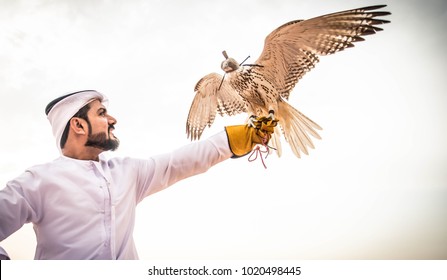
[256,5,391,99]
[186,73,246,140]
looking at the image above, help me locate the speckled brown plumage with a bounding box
[186,5,390,158]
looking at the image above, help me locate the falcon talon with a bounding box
[248,116,257,127]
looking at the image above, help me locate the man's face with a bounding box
[84,100,120,151]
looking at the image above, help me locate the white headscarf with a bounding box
[46,90,108,152]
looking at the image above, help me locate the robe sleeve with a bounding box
[0,246,10,260]
[135,130,233,201]
[0,171,39,242]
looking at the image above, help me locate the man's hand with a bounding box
[225,116,278,157]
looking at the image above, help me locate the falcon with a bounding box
[186,5,390,158]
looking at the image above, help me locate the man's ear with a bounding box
[70,118,87,135]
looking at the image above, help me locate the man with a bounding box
[0,90,276,259]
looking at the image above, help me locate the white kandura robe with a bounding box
[0,131,232,259]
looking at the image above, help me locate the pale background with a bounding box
[0,0,446,259]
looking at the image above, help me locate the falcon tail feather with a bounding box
[276,100,322,158]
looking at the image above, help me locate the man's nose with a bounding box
[108,115,117,125]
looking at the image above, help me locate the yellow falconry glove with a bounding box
[225,116,278,157]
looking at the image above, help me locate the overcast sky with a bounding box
[0,0,446,259]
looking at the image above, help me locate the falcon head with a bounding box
[221,50,239,73]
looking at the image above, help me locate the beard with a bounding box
[85,129,120,151]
